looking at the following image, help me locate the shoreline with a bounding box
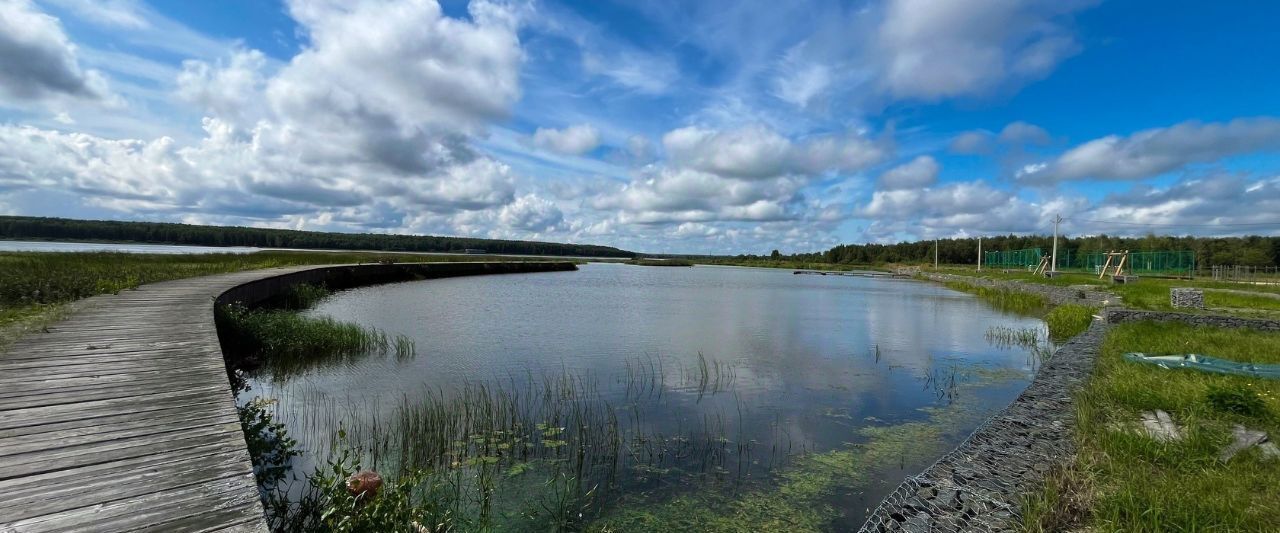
[858,320,1108,532]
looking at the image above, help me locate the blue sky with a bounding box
[1,0,1279,254]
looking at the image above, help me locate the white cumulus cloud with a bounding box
[1019,117,1280,183]
[532,124,601,155]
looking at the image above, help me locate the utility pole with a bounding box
[1051,214,1063,273]
[978,236,982,271]
[934,239,939,269]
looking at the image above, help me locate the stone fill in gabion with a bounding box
[1170,288,1205,309]
[858,322,1108,532]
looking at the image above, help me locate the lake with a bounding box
[243,262,1049,530]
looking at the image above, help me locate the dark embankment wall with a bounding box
[216,261,578,308]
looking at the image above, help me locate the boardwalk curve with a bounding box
[0,262,576,532]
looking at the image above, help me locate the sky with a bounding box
[1,0,1279,255]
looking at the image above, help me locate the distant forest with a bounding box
[0,216,635,258]
[706,234,1280,268]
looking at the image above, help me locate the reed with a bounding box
[942,280,1047,314]
[217,283,417,381]
[251,355,763,531]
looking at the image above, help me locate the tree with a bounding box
[770,249,782,260]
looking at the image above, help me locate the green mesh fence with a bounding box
[1082,251,1196,275]
[983,248,1043,269]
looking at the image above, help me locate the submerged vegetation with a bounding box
[236,344,1031,532]
[1023,322,1280,531]
[252,355,753,531]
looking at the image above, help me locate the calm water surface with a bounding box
[247,263,1047,529]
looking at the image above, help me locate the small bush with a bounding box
[1206,384,1268,417]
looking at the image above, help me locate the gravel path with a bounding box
[858,321,1109,532]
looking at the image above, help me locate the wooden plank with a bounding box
[0,385,235,432]
[0,440,243,504]
[0,409,237,458]
[0,419,245,480]
[0,398,235,440]
[0,444,252,522]
[0,262,575,531]
[3,475,263,532]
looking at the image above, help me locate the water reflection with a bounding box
[247,263,1045,528]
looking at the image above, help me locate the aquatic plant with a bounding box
[217,302,416,381]
[239,397,301,492]
[985,325,1045,349]
[250,353,762,530]
[943,280,1047,314]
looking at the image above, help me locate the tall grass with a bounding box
[218,284,415,381]
[0,249,529,308]
[943,280,1048,314]
[1022,322,1280,531]
[1044,304,1097,341]
[256,355,754,531]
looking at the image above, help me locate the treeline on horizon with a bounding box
[0,216,635,258]
[690,234,1280,268]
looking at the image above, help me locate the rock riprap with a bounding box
[858,322,1108,532]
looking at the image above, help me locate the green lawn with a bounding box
[935,266,1280,319]
[1024,321,1280,531]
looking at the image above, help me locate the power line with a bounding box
[1061,217,1280,228]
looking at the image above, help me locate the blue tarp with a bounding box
[1124,352,1280,380]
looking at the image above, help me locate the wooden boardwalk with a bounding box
[0,267,325,532]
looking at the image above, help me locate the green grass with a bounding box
[0,303,68,351]
[937,266,1280,319]
[0,250,537,308]
[1044,304,1098,342]
[625,258,694,267]
[942,280,1048,314]
[0,249,538,346]
[1023,322,1280,532]
[695,259,888,272]
[218,302,414,381]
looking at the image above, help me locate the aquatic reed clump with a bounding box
[985,325,1045,349]
[250,354,758,531]
[220,304,389,358]
[944,280,1047,314]
[216,283,417,381]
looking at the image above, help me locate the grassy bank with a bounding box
[1023,321,1280,531]
[936,267,1280,319]
[0,250,530,346]
[694,258,887,272]
[625,258,694,267]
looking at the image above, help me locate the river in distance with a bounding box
[245,262,1050,530]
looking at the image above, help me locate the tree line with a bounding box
[700,234,1280,268]
[0,216,635,258]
